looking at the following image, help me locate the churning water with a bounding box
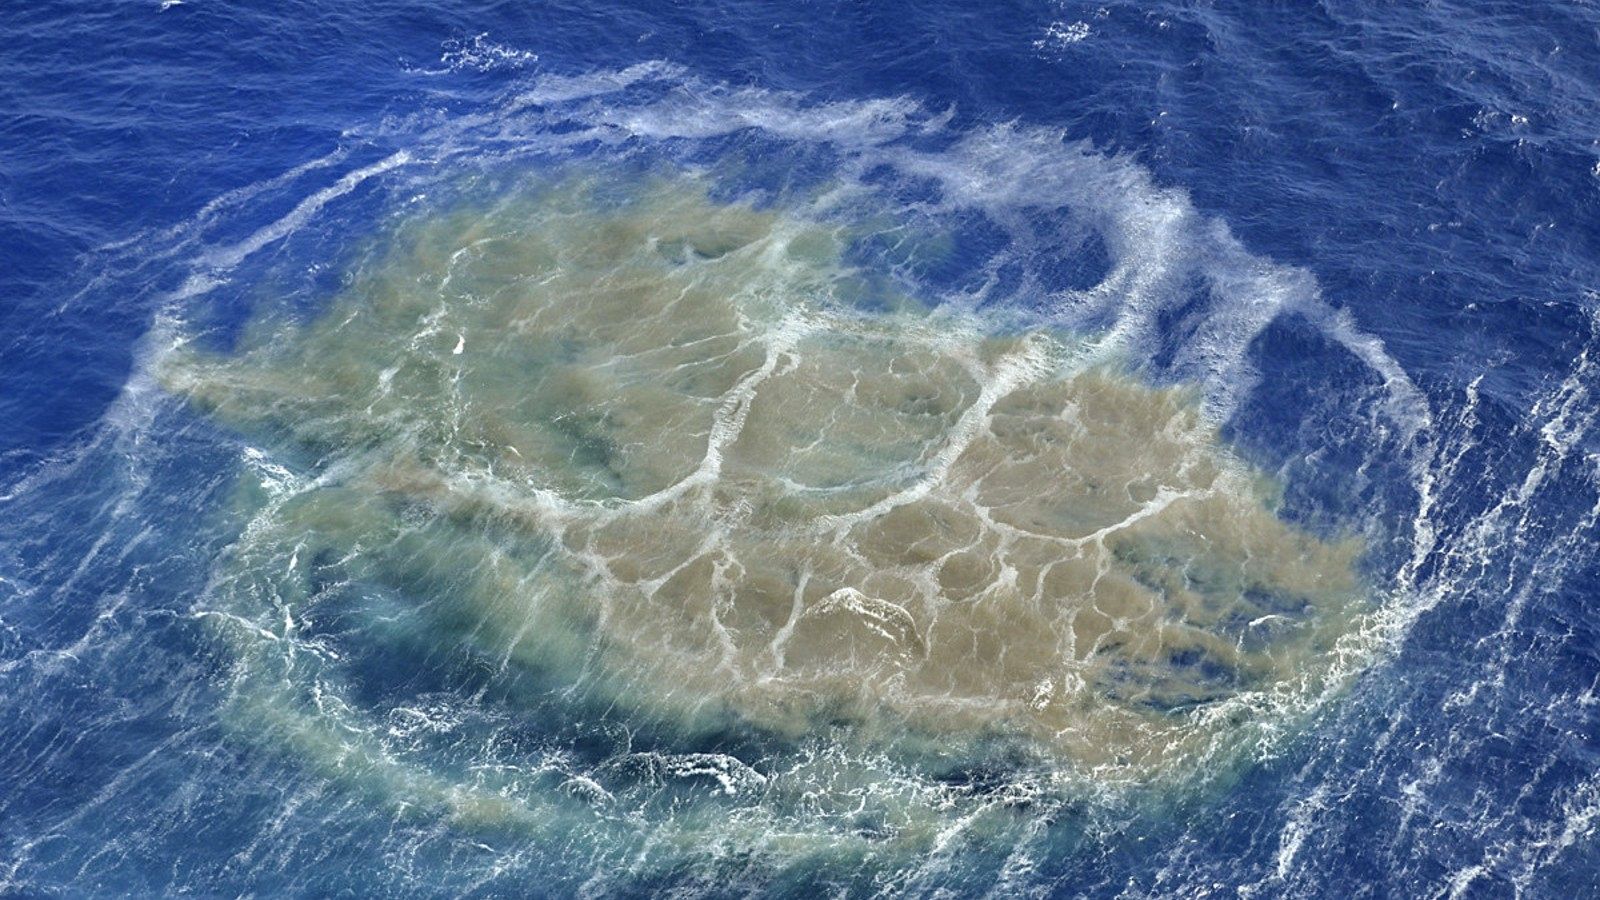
[5,3,1600,896]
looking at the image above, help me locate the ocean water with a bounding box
[3,1,1599,896]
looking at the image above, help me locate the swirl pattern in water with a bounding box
[11,2,1600,893]
[160,172,1366,786]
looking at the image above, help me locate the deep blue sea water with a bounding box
[4,1,1600,896]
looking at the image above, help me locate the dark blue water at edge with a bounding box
[4,1,1600,896]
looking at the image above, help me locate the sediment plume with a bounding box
[162,173,1364,775]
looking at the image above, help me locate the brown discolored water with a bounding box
[161,172,1365,780]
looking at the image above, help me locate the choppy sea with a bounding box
[4,1,1600,896]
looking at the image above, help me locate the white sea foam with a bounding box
[1247,310,1600,895]
[439,33,539,73]
[1035,20,1092,54]
[176,150,412,299]
[510,60,681,107]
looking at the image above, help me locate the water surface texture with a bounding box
[4,2,1600,897]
